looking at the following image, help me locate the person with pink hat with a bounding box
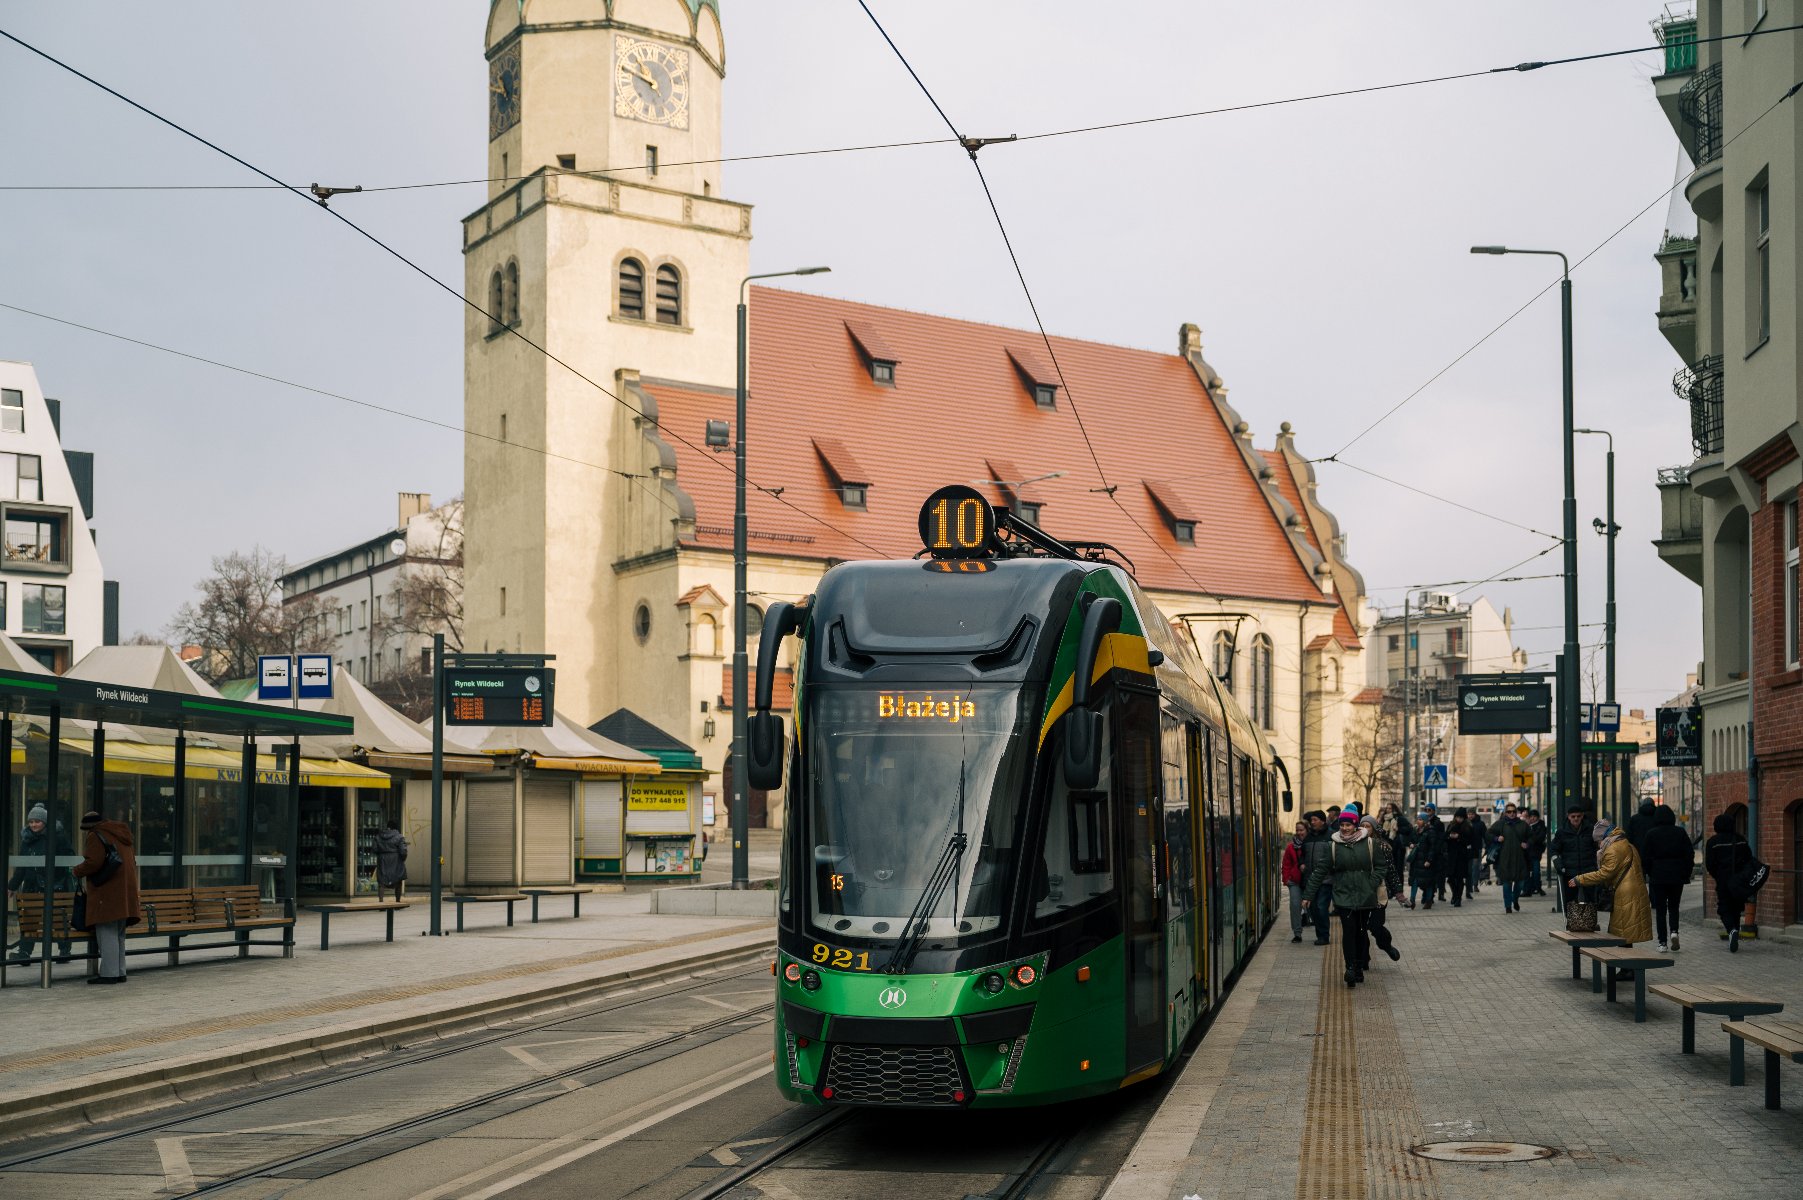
[1300,805,1401,987]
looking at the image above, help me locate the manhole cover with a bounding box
[1410,1141,1556,1164]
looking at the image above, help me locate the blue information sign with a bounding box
[297,655,334,699]
[257,655,292,701]
[1422,763,1448,789]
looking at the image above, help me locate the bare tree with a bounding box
[1342,700,1405,810]
[166,547,327,684]
[375,498,463,652]
[370,663,435,722]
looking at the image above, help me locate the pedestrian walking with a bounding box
[1302,810,1333,946]
[1282,821,1309,943]
[375,821,409,903]
[1379,803,1414,860]
[6,804,75,964]
[72,809,140,984]
[1522,810,1549,896]
[1442,810,1476,906]
[1551,805,1597,907]
[1641,806,1693,951]
[1408,810,1443,909]
[1489,802,1530,913]
[1360,815,1406,962]
[1301,806,1400,988]
[1704,813,1754,952]
[1626,799,1660,858]
[1572,820,1653,961]
[1470,811,1490,892]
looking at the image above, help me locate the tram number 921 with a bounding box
[918,484,998,560]
[810,944,874,971]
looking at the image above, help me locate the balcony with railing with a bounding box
[1655,232,1698,361]
[1673,354,1723,457]
[1655,464,1704,585]
[1655,12,1697,76]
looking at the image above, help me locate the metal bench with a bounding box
[302,900,412,950]
[1648,983,1784,1055]
[1577,946,1675,1021]
[446,893,528,932]
[1720,1018,1803,1109]
[519,886,592,923]
[1549,929,1627,979]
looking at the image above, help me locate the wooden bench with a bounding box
[11,886,295,976]
[1648,983,1784,1055]
[447,893,528,932]
[1577,946,1674,1022]
[302,900,411,950]
[519,886,592,923]
[1720,1018,1803,1109]
[1549,929,1627,979]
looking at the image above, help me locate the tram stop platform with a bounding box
[1106,897,1803,1200]
[0,886,774,1141]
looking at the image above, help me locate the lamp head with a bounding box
[1593,518,1607,534]
[1470,245,1509,255]
[795,266,832,276]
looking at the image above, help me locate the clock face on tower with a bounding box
[614,35,690,130]
[489,43,521,141]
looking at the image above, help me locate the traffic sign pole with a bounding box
[430,633,444,937]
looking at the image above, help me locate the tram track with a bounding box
[0,961,776,1188]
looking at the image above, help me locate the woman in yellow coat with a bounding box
[1573,819,1653,945]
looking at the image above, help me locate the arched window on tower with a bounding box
[655,264,682,326]
[1213,631,1234,693]
[487,269,504,334]
[1251,635,1274,729]
[618,257,645,320]
[504,260,520,327]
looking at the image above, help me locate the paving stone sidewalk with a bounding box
[1156,894,1803,1200]
[0,890,772,1095]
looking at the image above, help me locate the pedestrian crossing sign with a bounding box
[1422,763,1448,789]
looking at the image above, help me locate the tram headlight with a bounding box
[783,963,802,983]
[801,969,822,991]
[1012,964,1038,988]
[979,972,1005,995]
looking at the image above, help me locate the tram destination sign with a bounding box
[444,667,554,727]
[1456,674,1552,735]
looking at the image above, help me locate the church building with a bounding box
[463,0,1367,829]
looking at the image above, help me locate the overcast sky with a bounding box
[0,2,1702,705]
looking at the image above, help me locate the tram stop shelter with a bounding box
[0,659,355,987]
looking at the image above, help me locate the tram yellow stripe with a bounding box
[1037,633,1154,748]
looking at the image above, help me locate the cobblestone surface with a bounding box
[1163,892,1803,1199]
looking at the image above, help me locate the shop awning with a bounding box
[363,751,499,775]
[527,754,663,776]
[57,739,391,789]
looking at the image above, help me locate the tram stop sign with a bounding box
[445,667,554,727]
[1457,676,1552,735]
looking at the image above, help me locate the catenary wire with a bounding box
[1323,75,1803,461]
[0,26,891,561]
[0,298,693,523]
[7,23,1798,193]
[855,0,1220,598]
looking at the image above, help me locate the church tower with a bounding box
[463,0,749,721]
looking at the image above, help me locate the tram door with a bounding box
[1115,696,1165,1073]
[1203,729,1226,1006]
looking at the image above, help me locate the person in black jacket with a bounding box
[1408,810,1444,909]
[1641,806,1694,951]
[6,805,74,964]
[1442,810,1475,906]
[1522,810,1550,896]
[1625,800,1660,856]
[1705,813,1753,952]
[1470,813,1490,891]
[1301,811,1333,946]
[1551,806,1597,905]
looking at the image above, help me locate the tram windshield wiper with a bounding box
[881,829,967,975]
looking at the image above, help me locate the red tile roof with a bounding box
[1352,686,1387,705]
[643,288,1329,602]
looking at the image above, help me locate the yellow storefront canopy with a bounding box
[58,739,391,790]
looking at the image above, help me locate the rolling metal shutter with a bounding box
[583,779,624,859]
[522,780,573,885]
[464,780,515,885]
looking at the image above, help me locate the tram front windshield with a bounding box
[806,684,1034,942]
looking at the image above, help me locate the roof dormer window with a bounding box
[845,320,899,387]
[1032,384,1057,409]
[1016,501,1042,526]
[840,484,868,511]
[814,437,872,511]
[1007,347,1059,409]
[1173,520,1195,545]
[1145,481,1199,545]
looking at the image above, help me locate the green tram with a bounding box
[745,487,1287,1109]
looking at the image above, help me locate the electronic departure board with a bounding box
[444,667,555,727]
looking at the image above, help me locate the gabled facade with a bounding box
[0,361,111,671]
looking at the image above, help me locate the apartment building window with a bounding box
[1446,627,1462,655]
[3,509,67,569]
[373,596,383,626]
[1787,500,1799,669]
[0,389,22,433]
[339,606,351,635]
[359,599,367,629]
[1388,634,1400,651]
[21,583,64,634]
[0,454,40,501]
[1752,176,1771,350]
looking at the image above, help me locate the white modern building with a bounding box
[279,494,462,686]
[0,361,112,671]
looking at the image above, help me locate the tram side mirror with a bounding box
[1063,707,1104,792]
[747,711,786,791]
[1283,789,1295,813]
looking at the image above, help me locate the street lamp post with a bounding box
[1472,246,1579,814]
[733,266,831,890]
[1575,428,1618,706]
